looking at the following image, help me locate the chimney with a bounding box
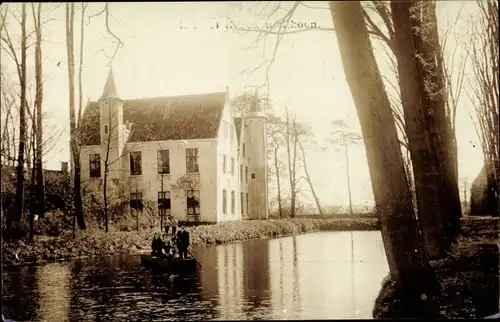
[61,161,69,173]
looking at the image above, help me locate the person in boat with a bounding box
[175,225,190,259]
[162,238,175,258]
[151,233,167,259]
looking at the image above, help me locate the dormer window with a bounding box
[104,124,109,135]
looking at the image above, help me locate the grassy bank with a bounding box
[2,216,379,266]
[373,216,499,319]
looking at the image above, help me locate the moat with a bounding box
[2,231,389,321]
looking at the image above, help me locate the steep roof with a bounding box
[234,116,242,143]
[249,89,260,112]
[101,67,118,98]
[79,92,227,146]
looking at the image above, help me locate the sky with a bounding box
[1,1,485,209]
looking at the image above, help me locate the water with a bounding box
[2,231,389,321]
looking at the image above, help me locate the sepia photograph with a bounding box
[0,1,498,321]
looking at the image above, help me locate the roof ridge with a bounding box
[122,91,227,102]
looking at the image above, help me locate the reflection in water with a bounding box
[216,243,244,319]
[2,265,38,319]
[2,231,389,321]
[268,232,389,319]
[242,239,272,318]
[269,236,300,318]
[37,264,70,322]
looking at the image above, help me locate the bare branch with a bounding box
[87,3,123,66]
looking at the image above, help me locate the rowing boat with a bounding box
[140,254,198,274]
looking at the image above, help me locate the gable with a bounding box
[79,92,227,146]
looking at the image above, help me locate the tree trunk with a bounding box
[274,146,283,218]
[66,3,86,230]
[329,2,439,315]
[285,110,296,218]
[421,1,462,240]
[33,2,45,220]
[390,1,451,259]
[104,166,109,232]
[298,140,324,216]
[10,3,27,230]
[345,144,353,215]
[30,143,36,241]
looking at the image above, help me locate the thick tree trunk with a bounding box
[10,3,27,229]
[391,1,450,259]
[329,2,439,314]
[421,1,462,240]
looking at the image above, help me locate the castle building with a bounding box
[78,68,269,223]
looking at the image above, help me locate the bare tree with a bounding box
[66,3,86,230]
[31,2,44,231]
[99,107,139,232]
[330,2,439,312]
[297,128,324,216]
[328,120,363,216]
[363,1,463,249]
[0,72,18,167]
[171,174,200,222]
[67,2,124,231]
[283,106,301,218]
[391,1,454,259]
[267,121,286,218]
[3,3,28,230]
[466,0,499,217]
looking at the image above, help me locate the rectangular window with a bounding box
[157,150,170,174]
[245,166,248,183]
[223,155,227,174]
[252,173,256,179]
[231,157,235,175]
[130,192,144,212]
[240,165,243,182]
[241,192,244,214]
[243,143,246,157]
[104,124,109,135]
[158,191,171,217]
[222,189,227,214]
[186,148,199,173]
[246,192,249,215]
[231,190,235,214]
[187,190,200,220]
[130,151,142,175]
[89,153,101,178]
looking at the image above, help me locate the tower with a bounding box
[98,67,125,180]
[245,90,268,220]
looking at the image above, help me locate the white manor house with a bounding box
[78,69,269,223]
